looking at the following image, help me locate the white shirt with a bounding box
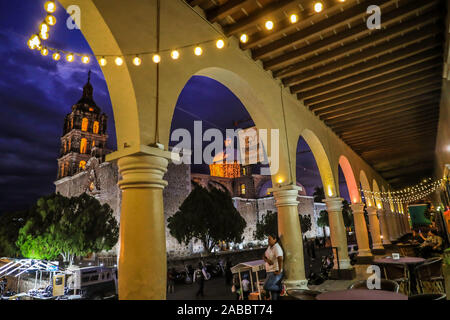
[264,243,283,273]
[242,279,250,292]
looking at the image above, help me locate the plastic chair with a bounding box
[415,257,445,294]
[408,293,446,300]
[348,279,400,293]
[383,263,410,295]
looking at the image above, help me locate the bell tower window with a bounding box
[93,121,99,134]
[240,184,246,195]
[81,118,89,132]
[80,138,87,154]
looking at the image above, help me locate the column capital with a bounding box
[268,184,301,207]
[366,206,378,216]
[350,202,365,213]
[115,146,174,190]
[323,197,344,211]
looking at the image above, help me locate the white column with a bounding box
[350,203,373,259]
[366,206,384,251]
[324,197,352,270]
[270,185,308,290]
[377,209,391,245]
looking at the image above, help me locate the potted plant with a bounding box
[444,248,450,300]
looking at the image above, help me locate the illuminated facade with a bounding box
[56,72,109,180]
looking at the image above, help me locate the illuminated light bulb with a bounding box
[44,1,56,13]
[265,20,274,30]
[81,55,90,64]
[28,34,41,50]
[314,2,324,13]
[39,22,50,34]
[99,57,107,66]
[216,39,225,49]
[133,56,142,66]
[39,31,49,40]
[52,52,61,61]
[240,34,248,43]
[277,179,283,184]
[66,53,74,62]
[194,46,203,56]
[45,14,56,26]
[171,50,180,60]
[41,47,49,56]
[327,186,333,197]
[115,57,123,66]
[152,54,160,64]
[290,14,298,24]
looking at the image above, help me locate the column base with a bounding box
[371,248,386,255]
[283,279,309,291]
[356,255,374,265]
[330,267,356,280]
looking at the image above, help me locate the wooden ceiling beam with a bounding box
[348,130,437,148]
[252,0,396,60]
[341,116,440,141]
[264,0,440,70]
[283,26,440,86]
[206,0,251,23]
[328,93,440,127]
[242,0,352,50]
[290,39,441,93]
[309,69,440,112]
[304,61,442,106]
[275,14,440,79]
[334,104,438,135]
[320,83,441,121]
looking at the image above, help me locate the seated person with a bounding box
[417,229,443,258]
[411,229,425,244]
[241,274,250,300]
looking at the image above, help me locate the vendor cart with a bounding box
[231,260,265,300]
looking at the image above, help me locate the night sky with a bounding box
[0,1,349,215]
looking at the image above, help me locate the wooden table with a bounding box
[316,289,408,300]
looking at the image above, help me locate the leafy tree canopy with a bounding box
[0,210,29,257]
[167,183,247,253]
[254,210,312,240]
[16,193,119,264]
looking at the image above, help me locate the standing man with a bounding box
[193,262,207,298]
[263,233,284,300]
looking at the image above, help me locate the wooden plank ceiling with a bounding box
[188,0,445,188]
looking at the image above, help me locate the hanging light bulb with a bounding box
[81,55,90,64]
[115,57,123,66]
[39,22,50,34]
[265,20,274,30]
[52,52,61,61]
[98,57,107,67]
[194,46,203,56]
[152,54,160,64]
[133,56,142,66]
[290,14,298,24]
[216,39,225,49]
[171,50,180,60]
[314,2,324,13]
[66,53,74,62]
[27,34,41,50]
[39,31,49,40]
[240,34,248,43]
[44,1,56,13]
[41,47,49,56]
[45,14,57,26]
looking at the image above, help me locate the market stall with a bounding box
[231,260,265,300]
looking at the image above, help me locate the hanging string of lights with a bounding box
[27,0,336,66]
[358,177,446,204]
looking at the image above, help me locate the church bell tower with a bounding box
[56,71,109,180]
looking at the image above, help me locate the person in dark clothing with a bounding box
[309,239,316,260]
[225,259,233,286]
[194,262,206,298]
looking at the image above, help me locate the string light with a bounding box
[44,1,56,13]
[99,57,107,66]
[66,53,74,62]
[45,14,56,26]
[133,56,142,66]
[115,57,123,66]
[41,47,49,56]
[290,14,298,24]
[170,50,180,60]
[194,46,203,56]
[240,34,248,43]
[265,20,274,30]
[152,54,161,64]
[314,2,324,13]
[81,55,90,64]
[216,39,225,49]
[52,52,60,61]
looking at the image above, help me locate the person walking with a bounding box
[167,268,175,294]
[262,233,284,300]
[193,262,207,298]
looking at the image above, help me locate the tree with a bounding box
[342,200,354,229]
[313,186,325,203]
[0,210,29,257]
[254,211,311,240]
[167,183,247,253]
[16,193,119,264]
[317,210,329,238]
